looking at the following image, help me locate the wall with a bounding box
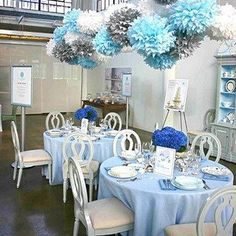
[0,43,82,115]
[87,51,164,132]
[86,39,224,132]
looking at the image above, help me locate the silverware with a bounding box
[202,179,210,190]
[116,177,138,183]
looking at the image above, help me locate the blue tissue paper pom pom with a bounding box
[128,15,176,57]
[53,26,68,43]
[69,57,98,69]
[93,28,122,56]
[168,0,218,36]
[63,9,80,33]
[144,53,177,70]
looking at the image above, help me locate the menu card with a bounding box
[81,118,88,134]
[154,146,176,179]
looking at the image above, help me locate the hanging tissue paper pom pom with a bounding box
[144,53,177,70]
[71,35,95,58]
[77,10,104,36]
[93,28,122,56]
[137,0,170,17]
[64,32,80,45]
[169,0,218,36]
[209,4,236,41]
[63,9,80,33]
[52,40,76,63]
[155,0,177,4]
[128,15,175,56]
[104,3,137,22]
[172,34,202,59]
[46,39,56,56]
[69,57,98,69]
[53,26,68,43]
[107,6,141,46]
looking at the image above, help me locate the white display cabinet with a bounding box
[212,55,236,163]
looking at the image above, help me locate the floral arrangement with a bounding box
[74,106,98,121]
[152,126,187,152]
[47,0,236,71]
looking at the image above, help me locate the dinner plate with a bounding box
[171,176,204,190]
[201,166,231,176]
[225,80,236,92]
[108,166,138,179]
[80,136,97,141]
[128,163,145,170]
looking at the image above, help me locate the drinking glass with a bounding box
[99,119,108,131]
[142,142,151,165]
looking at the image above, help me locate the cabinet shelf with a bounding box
[105,79,122,81]
[220,91,236,95]
[219,106,235,110]
[221,77,236,79]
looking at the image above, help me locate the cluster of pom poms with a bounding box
[47,0,236,70]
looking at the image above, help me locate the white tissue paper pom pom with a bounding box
[64,32,80,45]
[210,4,236,41]
[77,10,104,35]
[46,39,56,56]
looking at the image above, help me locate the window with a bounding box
[97,0,128,12]
[0,0,71,14]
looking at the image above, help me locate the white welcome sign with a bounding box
[11,66,32,107]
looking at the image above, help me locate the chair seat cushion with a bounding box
[82,160,99,174]
[164,223,216,236]
[21,149,51,163]
[87,198,134,230]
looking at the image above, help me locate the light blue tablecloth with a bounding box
[43,133,115,185]
[98,157,234,236]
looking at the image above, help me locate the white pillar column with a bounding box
[163,65,176,127]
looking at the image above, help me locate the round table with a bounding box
[43,132,115,185]
[98,157,234,236]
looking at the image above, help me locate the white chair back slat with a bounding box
[113,129,141,157]
[68,157,89,215]
[104,112,122,131]
[11,121,22,163]
[191,133,221,162]
[63,132,94,167]
[197,186,236,236]
[46,111,65,130]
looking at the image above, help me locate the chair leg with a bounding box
[48,163,52,185]
[89,178,93,202]
[63,178,68,203]
[94,177,98,191]
[17,167,23,188]
[73,218,80,236]
[13,161,17,180]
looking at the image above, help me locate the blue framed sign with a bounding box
[11,65,32,107]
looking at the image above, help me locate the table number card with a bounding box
[81,118,88,134]
[154,146,176,179]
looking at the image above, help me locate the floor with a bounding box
[0,115,235,236]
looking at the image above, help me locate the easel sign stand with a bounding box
[122,73,132,129]
[11,65,32,152]
[162,79,188,132]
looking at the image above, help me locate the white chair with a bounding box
[191,133,221,162]
[164,186,236,236]
[11,121,52,188]
[104,112,122,131]
[68,156,134,236]
[45,111,65,130]
[62,132,99,203]
[113,129,141,157]
[188,109,216,145]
